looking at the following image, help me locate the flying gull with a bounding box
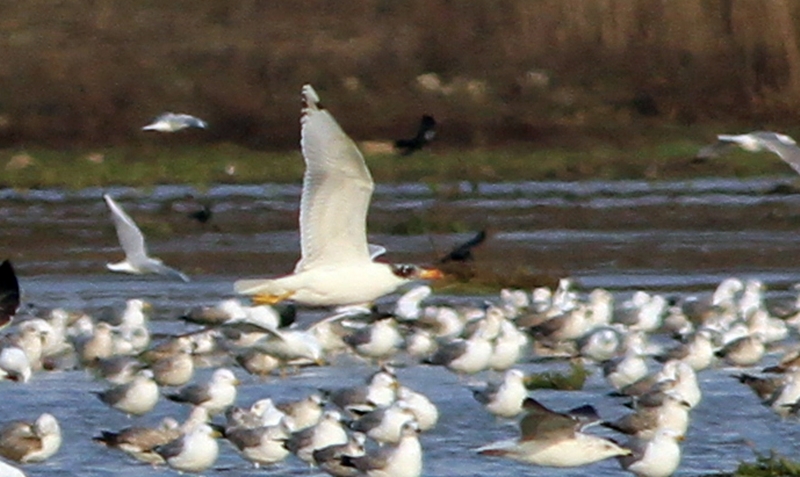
[697,131,800,174]
[234,85,443,307]
[477,398,630,467]
[103,194,190,282]
[142,112,207,132]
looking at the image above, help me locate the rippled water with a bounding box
[5,177,800,476]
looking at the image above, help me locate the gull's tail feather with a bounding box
[234,278,288,296]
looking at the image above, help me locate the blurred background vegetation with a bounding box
[1,0,800,182]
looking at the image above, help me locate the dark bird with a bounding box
[439,230,487,264]
[188,204,213,224]
[0,260,20,329]
[395,115,436,156]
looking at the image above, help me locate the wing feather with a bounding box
[104,195,148,262]
[294,85,373,272]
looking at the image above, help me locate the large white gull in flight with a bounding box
[235,85,442,307]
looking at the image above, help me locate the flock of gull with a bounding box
[2,85,800,477]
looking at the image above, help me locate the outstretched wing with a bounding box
[104,195,149,263]
[752,131,800,175]
[294,85,373,272]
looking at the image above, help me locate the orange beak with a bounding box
[419,267,445,280]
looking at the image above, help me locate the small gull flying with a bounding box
[103,194,190,282]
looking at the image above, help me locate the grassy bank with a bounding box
[1,127,797,189]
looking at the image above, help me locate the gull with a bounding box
[715,333,765,367]
[0,260,20,329]
[425,319,494,375]
[472,369,528,418]
[93,417,181,464]
[234,85,442,307]
[91,355,141,384]
[250,327,325,367]
[103,194,190,282]
[226,420,291,468]
[0,460,25,477]
[394,285,432,321]
[697,131,800,174]
[155,424,219,473]
[276,393,325,431]
[327,367,399,416]
[95,369,160,416]
[151,344,194,387]
[618,428,683,477]
[341,421,422,477]
[0,347,31,383]
[142,112,208,132]
[285,410,348,463]
[0,413,61,463]
[313,432,367,477]
[602,391,691,439]
[224,399,286,432]
[396,386,438,432]
[236,349,280,377]
[350,400,417,444]
[166,368,239,415]
[477,398,630,467]
[344,317,404,362]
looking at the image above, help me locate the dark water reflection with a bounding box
[4,178,800,476]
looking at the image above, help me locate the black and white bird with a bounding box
[142,112,207,132]
[697,131,800,174]
[395,115,436,156]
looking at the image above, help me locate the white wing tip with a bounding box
[302,84,321,111]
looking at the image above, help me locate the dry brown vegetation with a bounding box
[1,0,800,149]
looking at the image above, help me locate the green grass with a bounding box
[705,452,800,477]
[523,361,590,391]
[0,128,796,189]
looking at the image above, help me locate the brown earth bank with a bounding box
[1,1,800,149]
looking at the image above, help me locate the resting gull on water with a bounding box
[0,413,61,463]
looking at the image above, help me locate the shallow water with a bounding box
[5,177,800,476]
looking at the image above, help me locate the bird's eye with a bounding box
[392,264,417,278]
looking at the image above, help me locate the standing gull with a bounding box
[697,131,800,174]
[234,85,442,307]
[95,369,160,416]
[93,417,181,464]
[340,421,422,477]
[155,424,219,473]
[142,112,207,132]
[103,194,190,282]
[166,368,239,415]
